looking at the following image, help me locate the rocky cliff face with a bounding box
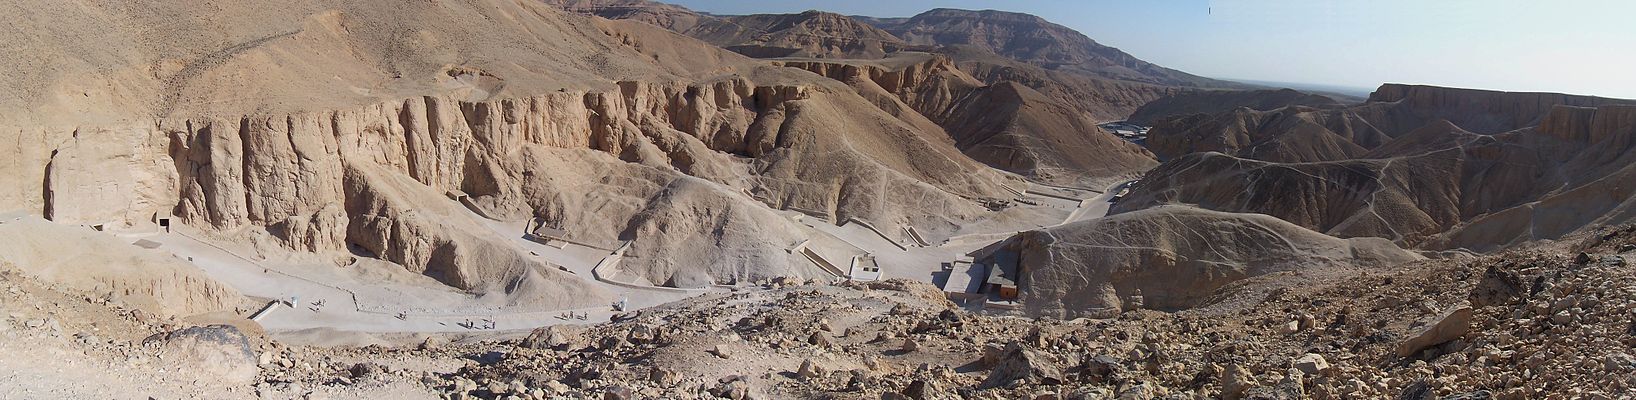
[31,75,1014,291]
[774,55,981,122]
[0,0,1035,296]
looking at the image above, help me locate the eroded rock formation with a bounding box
[0,0,1035,296]
[995,206,1417,319]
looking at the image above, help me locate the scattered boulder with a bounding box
[1470,265,1526,307]
[796,359,821,379]
[1078,354,1124,383]
[711,375,753,399]
[349,362,385,379]
[1397,303,1473,357]
[543,380,571,394]
[156,325,259,384]
[603,386,633,400]
[710,344,732,359]
[873,331,896,343]
[1277,320,1301,334]
[979,343,1008,367]
[1114,380,1155,399]
[902,379,932,400]
[1292,353,1329,375]
[900,338,919,353]
[981,343,1063,388]
[649,367,677,385]
[1398,380,1435,400]
[521,325,586,350]
[626,324,659,344]
[1221,364,1257,400]
[808,331,833,348]
[420,335,448,350]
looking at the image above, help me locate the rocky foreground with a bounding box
[3,226,1634,399]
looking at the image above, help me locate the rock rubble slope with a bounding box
[11,229,1626,398]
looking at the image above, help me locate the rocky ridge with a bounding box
[1121,85,1636,251]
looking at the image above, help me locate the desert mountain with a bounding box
[548,0,1177,184]
[1144,83,1636,161]
[550,1,919,59]
[1144,105,1385,162]
[775,55,1157,185]
[1117,85,1636,251]
[863,9,1242,88]
[1125,88,1345,125]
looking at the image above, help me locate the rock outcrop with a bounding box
[155,325,261,385]
[0,216,240,317]
[992,205,1418,319]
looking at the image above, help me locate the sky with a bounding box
[668,0,1636,98]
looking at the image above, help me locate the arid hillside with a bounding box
[864,9,1243,88]
[1126,88,1345,125]
[1,1,1630,400]
[1118,85,1636,252]
[548,0,1181,185]
[0,0,1055,300]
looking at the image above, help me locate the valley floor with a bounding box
[9,174,1123,342]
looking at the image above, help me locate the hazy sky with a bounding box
[668,0,1636,98]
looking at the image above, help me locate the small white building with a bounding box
[848,254,883,281]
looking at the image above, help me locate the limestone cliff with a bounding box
[0,0,1027,295]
